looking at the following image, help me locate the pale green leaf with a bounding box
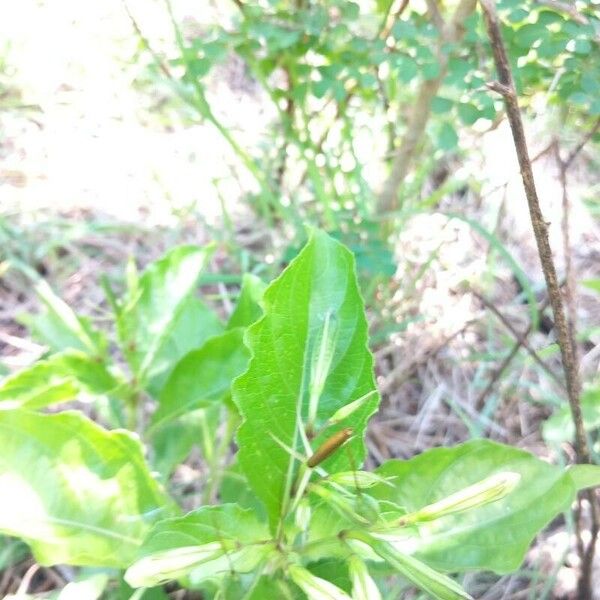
[543,387,600,444]
[125,504,270,588]
[0,351,123,410]
[57,574,108,600]
[22,280,107,356]
[371,439,575,573]
[117,245,215,388]
[227,273,266,329]
[568,464,600,491]
[233,230,379,530]
[149,329,249,433]
[145,297,224,397]
[0,410,173,567]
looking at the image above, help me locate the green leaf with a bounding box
[149,328,249,433]
[543,387,600,444]
[431,97,454,114]
[573,38,591,55]
[227,273,267,329]
[145,297,224,397]
[233,230,379,530]
[371,439,575,573]
[395,56,418,83]
[583,279,600,293]
[150,411,206,481]
[568,464,600,491]
[0,410,172,567]
[56,573,108,600]
[364,537,471,600]
[125,505,270,588]
[23,280,106,356]
[117,245,215,388]
[436,122,459,151]
[457,102,480,126]
[0,351,122,410]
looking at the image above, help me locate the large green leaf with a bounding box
[233,230,379,530]
[0,351,123,410]
[125,504,270,588]
[117,245,216,389]
[371,440,576,573]
[149,329,249,433]
[0,410,173,567]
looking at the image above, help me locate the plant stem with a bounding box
[377,0,477,216]
[479,1,598,595]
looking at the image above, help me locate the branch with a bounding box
[534,0,589,25]
[377,0,477,215]
[564,116,600,169]
[378,0,411,39]
[479,1,598,596]
[472,290,564,390]
[474,295,552,410]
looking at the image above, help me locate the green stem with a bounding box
[163,0,277,226]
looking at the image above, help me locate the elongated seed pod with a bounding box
[307,427,353,468]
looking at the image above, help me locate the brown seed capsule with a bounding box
[307,427,353,468]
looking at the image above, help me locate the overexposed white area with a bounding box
[0,0,271,226]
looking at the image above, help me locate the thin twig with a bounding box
[121,0,174,80]
[564,116,600,169]
[472,291,564,390]
[474,295,552,410]
[378,0,411,39]
[479,2,598,596]
[534,0,589,25]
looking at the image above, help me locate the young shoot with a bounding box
[307,310,339,433]
[396,472,521,526]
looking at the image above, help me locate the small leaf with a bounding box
[227,273,266,329]
[149,329,249,433]
[288,565,352,600]
[117,245,215,387]
[431,97,454,114]
[436,122,459,151]
[543,387,600,444]
[365,537,472,600]
[0,351,122,410]
[0,410,172,567]
[348,555,382,600]
[25,280,106,356]
[125,542,234,588]
[457,102,480,126]
[56,574,108,600]
[405,472,520,523]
